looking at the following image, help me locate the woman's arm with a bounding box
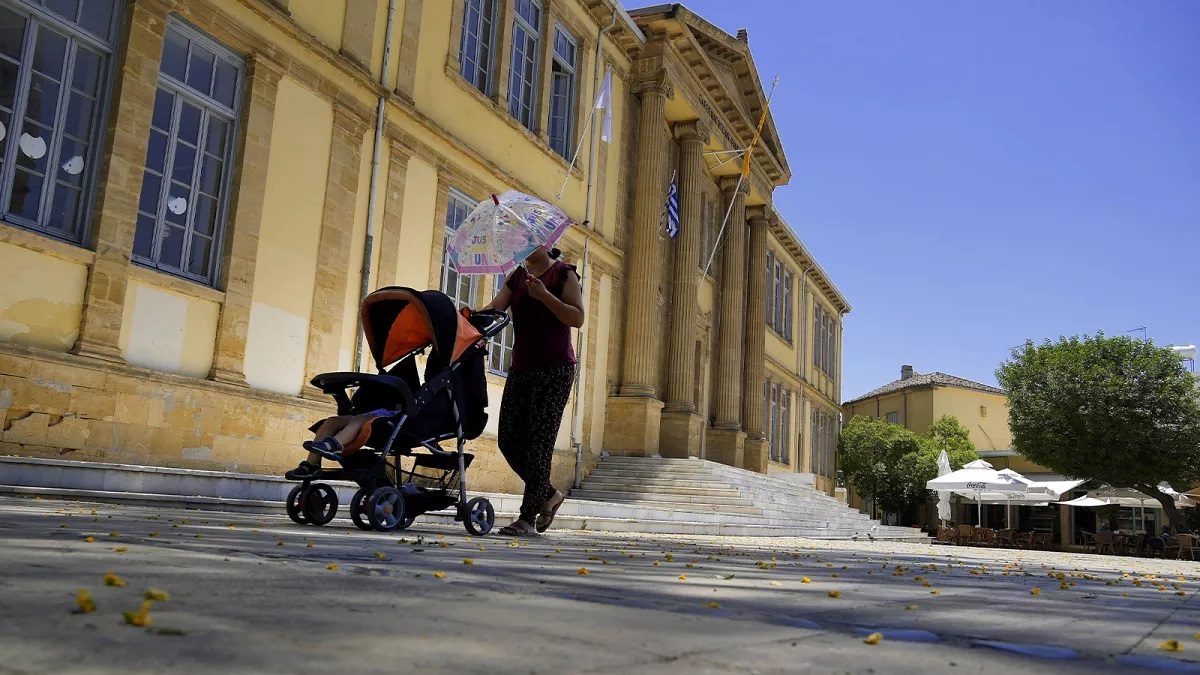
[483,273,515,312]
[526,271,585,328]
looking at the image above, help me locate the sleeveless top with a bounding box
[505,261,578,372]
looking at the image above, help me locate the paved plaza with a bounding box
[1,495,1198,674]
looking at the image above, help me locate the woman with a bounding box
[484,245,584,536]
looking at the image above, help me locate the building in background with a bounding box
[0,0,847,497]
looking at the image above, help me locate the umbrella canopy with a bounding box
[447,190,574,274]
[995,469,1084,500]
[927,459,1028,493]
[935,450,952,523]
[1086,486,1195,510]
[1058,496,1111,507]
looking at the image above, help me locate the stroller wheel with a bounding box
[463,497,495,536]
[302,484,338,526]
[365,486,407,532]
[349,489,373,531]
[286,485,309,525]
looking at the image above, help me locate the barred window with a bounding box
[488,273,515,375]
[507,0,541,131]
[547,24,576,158]
[439,189,478,309]
[0,0,121,243]
[458,0,497,94]
[886,411,899,425]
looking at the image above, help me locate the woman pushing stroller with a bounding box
[483,245,584,537]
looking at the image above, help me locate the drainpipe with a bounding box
[571,10,617,490]
[353,0,398,372]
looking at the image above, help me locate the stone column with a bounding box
[208,54,283,385]
[659,120,708,458]
[376,140,412,288]
[605,71,671,456]
[301,102,371,397]
[71,0,169,362]
[742,206,770,472]
[705,176,748,467]
[394,0,423,103]
[340,0,379,70]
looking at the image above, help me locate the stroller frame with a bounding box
[284,287,509,536]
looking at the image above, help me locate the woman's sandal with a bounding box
[535,491,566,533]
[497,519,539,537]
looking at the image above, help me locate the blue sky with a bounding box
[672,1,1200,400]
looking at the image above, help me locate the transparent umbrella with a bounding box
[447,190,575,275]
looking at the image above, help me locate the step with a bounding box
[0,485,927,541]
[576,481,747,498]
[571,489,762,512]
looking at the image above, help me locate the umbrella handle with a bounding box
[492,194,500,205]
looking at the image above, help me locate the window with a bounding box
[767,381,778,461]
[813,304,837,378]
[458,0,497,94]
[507,0,541,131]
[131,23,242,285]
[0,0,120,243]
[440,189,478,309]
[487,273,515,375]
[547,25,576,159]
[886,411,899,425]
[811,408,837,478]
[766,251,793,340]
[780,389,789,465]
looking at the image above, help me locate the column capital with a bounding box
[746,205,770,225]
[632,69,673,100]
[332,100,372,138]
[719,175,750,197]
[673,120,709,145]
[245,52,285,86]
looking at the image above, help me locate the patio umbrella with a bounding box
[927,459,1027,526]
[935,450,952,524]
[1058,496,1111,507]
[447,190,575,275]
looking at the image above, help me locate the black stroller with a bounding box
[284,287,509,536]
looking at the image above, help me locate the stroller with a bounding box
[284,287,509,536]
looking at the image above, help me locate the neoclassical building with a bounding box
[0,0,845,495]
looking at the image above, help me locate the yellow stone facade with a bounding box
[0,0,847,495]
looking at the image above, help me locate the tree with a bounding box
[838,415,978,517]
[997,334,1200,533]
[914,415,981,488]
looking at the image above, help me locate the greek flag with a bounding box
[664,176,680,239]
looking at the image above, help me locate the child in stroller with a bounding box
[282,287,509,535]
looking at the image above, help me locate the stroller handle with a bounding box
[465,309,511,339]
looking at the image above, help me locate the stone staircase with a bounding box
[573,456,925,540]
[0,455,928,541]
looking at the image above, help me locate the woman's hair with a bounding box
[548,247,562,259]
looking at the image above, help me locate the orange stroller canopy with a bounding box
[360,288,482,370]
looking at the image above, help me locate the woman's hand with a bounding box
[525,275,553,303]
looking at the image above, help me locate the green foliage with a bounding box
[838,414,979,514]
[997,333,1200,532]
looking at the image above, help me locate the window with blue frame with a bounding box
[0,0,121,243]
[131,21,242,286]
[507,0,541,131]
[547,24,576,158]
[458,0,496,95]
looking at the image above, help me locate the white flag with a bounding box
[594,66,613,143]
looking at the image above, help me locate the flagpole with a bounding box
[571,15,615,489]
[699,75,779,281]
[556,107,596,201]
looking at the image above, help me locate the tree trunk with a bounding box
[1139,484,1192,534]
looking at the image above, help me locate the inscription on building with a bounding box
[699,97,741,150]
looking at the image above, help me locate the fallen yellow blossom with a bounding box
[704,602,721,609]
[863,632,883,645]
[306,542,314,548]
[577,568,590,575]
[122,600,153,627]
[828,591,841,598]
[113,547,128,553]
[801,577,811,584]
[463,559,474,565]
[84,536,95,543]
[1031,588,1041,595]
[326,564,338,571]
[144,589,170,601]
[433,571,446,579]
[678,575,688,581]
[1159,640,1183,652]
[903,605,918,610]
[103,572,125,587]
[76,589,95,614]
